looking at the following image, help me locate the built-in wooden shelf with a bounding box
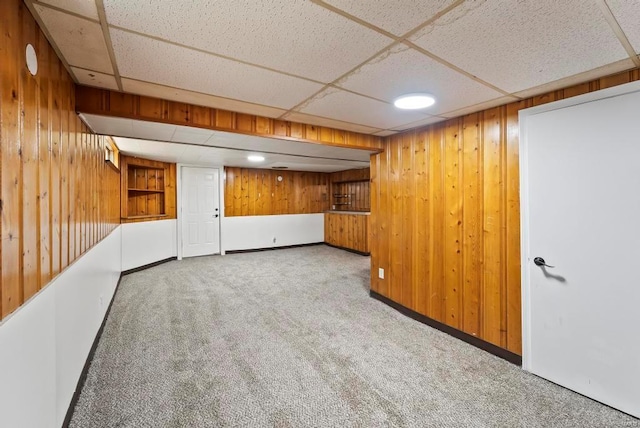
[127,188,165,193]
[120,155,176,223]
[121,214,168,220]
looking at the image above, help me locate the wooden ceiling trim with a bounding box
[75,86,384,152]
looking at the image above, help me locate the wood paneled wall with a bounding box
[75,86,384,151]
[224,167,329,216]
[0,0,121,321]
[370,67,640,356]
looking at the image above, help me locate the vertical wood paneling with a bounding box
[224,167,329,216]
[372,67,640,355]
[481,107,504,346]
[37,28,51,287]
[21,8,40,301]
[461,114,482,337]
[0,0,121,320]
[1,0,23,315]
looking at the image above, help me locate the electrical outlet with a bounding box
[378,268,384,279]
[273,237,277,244]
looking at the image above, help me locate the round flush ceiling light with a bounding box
[393,93,435,110]
[247,155,265,162]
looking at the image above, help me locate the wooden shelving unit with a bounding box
[120,155,177,223]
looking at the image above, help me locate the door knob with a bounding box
[534,257,554,268]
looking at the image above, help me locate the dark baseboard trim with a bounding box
[225,242,323,254]
[62,273,124,428]
[370,290,522,366]
[324,243,370,256]
[122,257,177,275]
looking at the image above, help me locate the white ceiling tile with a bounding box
[604,0,640,54]
[121,79,287,119]
[111,30,323,110]
[337,44,504,116]
[116,137,369,172]
[282,112,381,134]
[372,130,399,137]
[130,121,176,141]
[83,116,376,165]
[322,0,457,36]
[103,0,392,83]
[71,67,118,90]
[411,0,629,93]
[34,4,113,74]
[298,88,430,129]
[391,116,446,131]
[511,58,635,99]
[38,0,99,20]
[171,127,214,144]
[80,114,132,136]
[440,96,519,119]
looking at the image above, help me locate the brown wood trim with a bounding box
[121,257,177,276]
[370,290,522,365]
[225,242,324,254]
[62,273,123,428]
[324,242,370,256]
[75,86,384,152]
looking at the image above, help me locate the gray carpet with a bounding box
[70,245,635,427]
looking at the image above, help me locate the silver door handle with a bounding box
[534,257,554,268]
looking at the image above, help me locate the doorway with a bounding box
[520,81,640,417]
[181,167,221,257]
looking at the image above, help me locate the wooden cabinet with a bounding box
[324,212,370,255]
[120,155,177,222]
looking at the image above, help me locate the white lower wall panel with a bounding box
[121,219,177,270]
[0,226,122,428]
[222,214,324,252]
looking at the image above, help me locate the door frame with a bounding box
[177,164,225,260]
[518,79,640,371]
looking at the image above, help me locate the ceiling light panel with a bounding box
[110,29,324,110]
[103,0,392,83]
[39,0,99,20]
[298,88,432,129]
[71,67,119,90]
[120,79,287,119]
[337,45,503,116]
[410,0,629,93]
[322,0,456,36]
[605,0,640,53]
[34,4,113,74]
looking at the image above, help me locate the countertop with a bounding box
[325,210,370,215]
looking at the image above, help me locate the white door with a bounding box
[182,167,221,257]
[520,82,640,417]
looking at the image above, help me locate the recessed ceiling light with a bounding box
[247,155,265,162]
[393,93,436,110]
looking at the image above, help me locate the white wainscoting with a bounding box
[121,219,177,271]
[222,213,324,252]
[0,226,122,428]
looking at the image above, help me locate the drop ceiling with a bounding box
[81,113,373,172]
[29,0,640,136]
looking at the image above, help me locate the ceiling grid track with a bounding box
[597,0,640,68]
[95,0,123,91]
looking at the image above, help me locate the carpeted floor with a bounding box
[70,245,636,427]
